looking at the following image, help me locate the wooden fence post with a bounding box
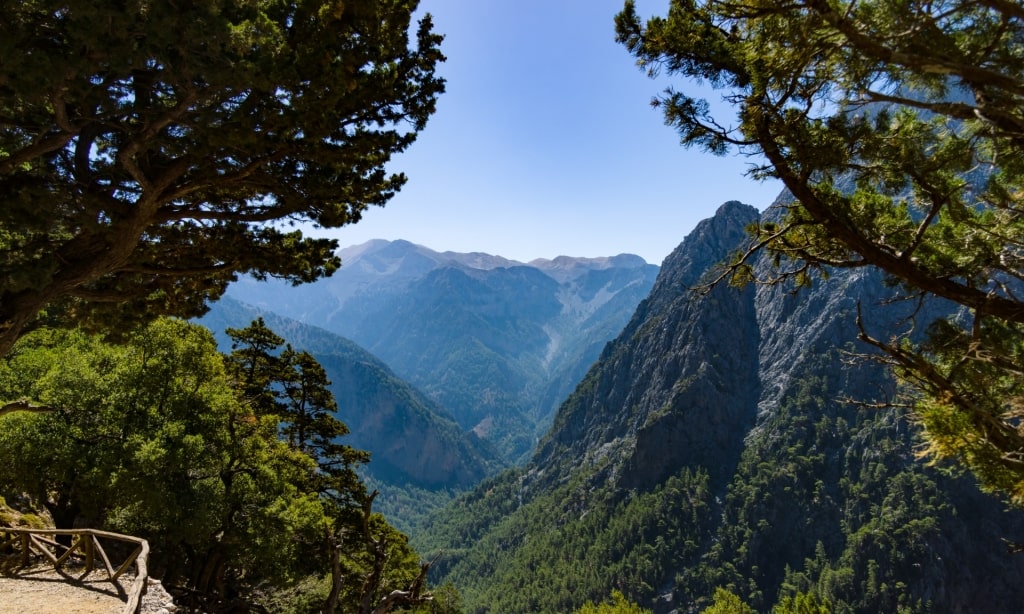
[19,533,28,568]
[83,533,94,573]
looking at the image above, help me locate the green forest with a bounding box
[0,318,458,612]
[4,0,1024,613]
[419,345,1024,613]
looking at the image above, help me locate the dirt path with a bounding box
[0,566,128,614]
[0,565,178,614]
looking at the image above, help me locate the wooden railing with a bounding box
[0,527,150,614]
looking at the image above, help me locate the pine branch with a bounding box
[0,399,56,418]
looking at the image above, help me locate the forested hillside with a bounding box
[200,296,502,529]
[228,240,659,462]
[419,202,1024,613]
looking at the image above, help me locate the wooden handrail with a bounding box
[0,527,150,614]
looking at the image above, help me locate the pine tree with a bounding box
[616,0,1024,503]
[0,0,445,355]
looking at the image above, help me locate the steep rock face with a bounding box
[422,201,1024,614]
[534,201,760,492]
[198,297,498,490]
[227,240,659,462]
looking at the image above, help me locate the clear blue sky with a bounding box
[323,0,782,266]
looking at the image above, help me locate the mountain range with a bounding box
[225,239,659,462]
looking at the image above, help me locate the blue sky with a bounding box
[324,0,782,266]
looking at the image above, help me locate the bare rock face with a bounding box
[534,201,761,493]
[533,200,956,498]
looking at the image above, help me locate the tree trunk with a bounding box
[45,491,80,548]
[322,527,344,614]
[195,549,222,597]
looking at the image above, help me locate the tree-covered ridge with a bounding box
[199,297,502,532]
[420,464,713,613]
[0,318,449,613]
[681,361,1013,614]
[0,0,444,356]
[204,297,501,483]
[424,347,1024,614]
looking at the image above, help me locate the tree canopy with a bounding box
[616,1,1024,502]
[0,0,444,356]
[576,590,653,614]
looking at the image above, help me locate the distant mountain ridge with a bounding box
[420,201,1024,613]
[227,239,659,461]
